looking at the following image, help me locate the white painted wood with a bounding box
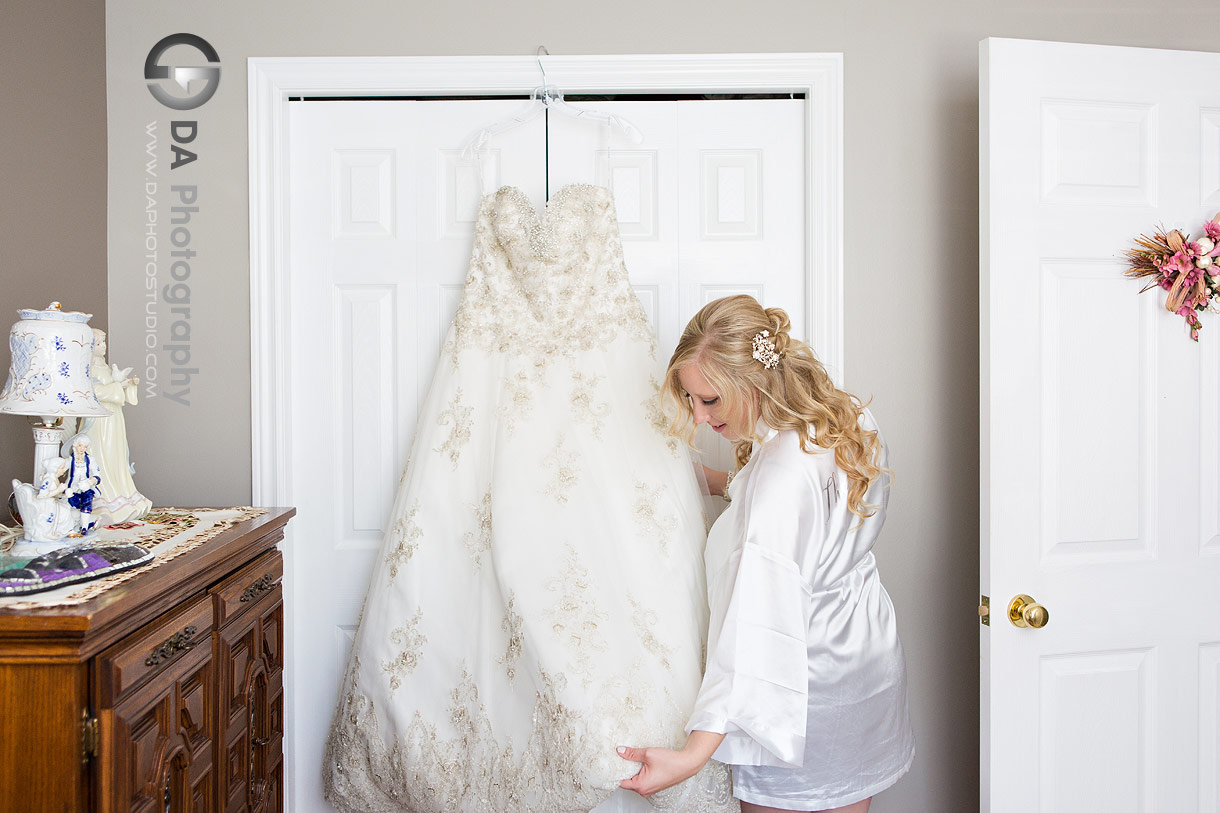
[287,100,543,811]
[548,99,805,474]
[551,101,680,351]
[981,38,1220,813]
[1203,644,1220,811]
[250,53,841,810]
[676,101,805,340]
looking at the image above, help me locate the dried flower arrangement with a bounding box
[1124,213,1220,341]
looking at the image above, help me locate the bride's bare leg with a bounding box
[740,798,871,813]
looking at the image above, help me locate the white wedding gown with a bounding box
[324,184,738,813]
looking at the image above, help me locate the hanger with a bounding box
[460,47,644,159]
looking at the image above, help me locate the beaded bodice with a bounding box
[447,184,653,362]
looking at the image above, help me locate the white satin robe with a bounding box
[686,410,914,809]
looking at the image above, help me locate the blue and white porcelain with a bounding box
[0,302,110,420]
[1,303,110,558]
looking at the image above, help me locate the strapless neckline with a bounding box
[485,182,610,208]
[483,183,612,266]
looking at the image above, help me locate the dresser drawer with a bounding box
[211,549,283,627]
[96,591,213,705]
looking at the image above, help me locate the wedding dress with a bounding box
[324,184,738,813]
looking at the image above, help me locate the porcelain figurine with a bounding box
[10,457,80,544]
[63,434,101,535]
[78,329,151,523]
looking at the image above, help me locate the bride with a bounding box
[323,184,737,813]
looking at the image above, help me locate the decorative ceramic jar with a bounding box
[0,302,110,421]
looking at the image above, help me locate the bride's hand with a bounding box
[700,464,729,498]
[616,745,699,797]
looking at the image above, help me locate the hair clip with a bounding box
[751,330,781,369]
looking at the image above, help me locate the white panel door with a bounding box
[549,98,805,474]
[981,38,1220,813]
[286,100,544,812]
[288,97,805,811]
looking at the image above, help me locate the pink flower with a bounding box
[1205,219,1220,241]
[1165,251,1193,275]
[1168,252,1204,287]
[1177,307,1204,340]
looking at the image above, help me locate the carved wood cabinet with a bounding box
[0,508,294,813]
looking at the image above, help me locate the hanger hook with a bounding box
[536,46,550,90]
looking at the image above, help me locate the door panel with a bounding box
[103,651,213,813]
[549,99,805,475]
[981,37,1220,813]
[288,99,545,812]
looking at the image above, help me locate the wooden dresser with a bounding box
[0,507,294,812]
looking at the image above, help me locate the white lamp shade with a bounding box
[0,303,111,418]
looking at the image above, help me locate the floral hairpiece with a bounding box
[751,330,782,369]
[1123,212,1220,341]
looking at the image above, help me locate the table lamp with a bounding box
[0,302,112,557]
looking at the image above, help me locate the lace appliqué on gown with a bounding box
[628,594,675,672]
[546,544,610,686]
[544,434,582,504]
[498,369,541,434]
[463,490,493,569]
[499,595,524,683]
[436,388,474,467]
[327,662,736,813]
[634,480,678,554]
[384,503,421,581]
[571,370,611,437]
[327,663,615,813]
[643,377,681,456]
[382,610,426,693]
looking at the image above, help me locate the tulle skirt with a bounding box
[324,329,736,813]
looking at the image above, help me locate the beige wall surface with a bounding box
[0,2,107,511]
[101,1,1220,810]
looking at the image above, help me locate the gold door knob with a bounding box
[1008,594,1049,629]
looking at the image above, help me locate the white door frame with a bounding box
[246,52,842,805]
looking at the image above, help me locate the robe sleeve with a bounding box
[685,457,821,768]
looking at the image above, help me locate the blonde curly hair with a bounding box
[662,295,887,519]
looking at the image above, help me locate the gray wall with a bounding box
[95,1,1220,811]
[0,2,108,511]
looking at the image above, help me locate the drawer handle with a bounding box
[145,625,198,667]
[240,574,276,603]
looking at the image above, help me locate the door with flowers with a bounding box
[980,38,1220,812]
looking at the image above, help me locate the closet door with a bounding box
[549,98,806,474]
[286,100,544,812]
[287,96,806,811]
